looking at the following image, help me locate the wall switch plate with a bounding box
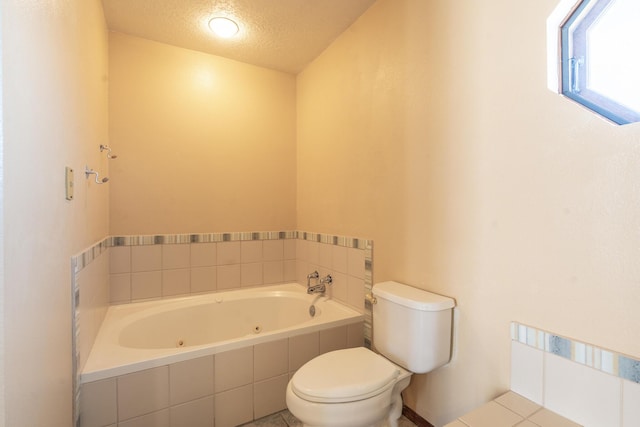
[65,167,74,200]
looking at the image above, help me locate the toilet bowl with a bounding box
[286,347,411,427]
[286,281,455,427]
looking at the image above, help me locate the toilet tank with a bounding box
[372,281,455,374]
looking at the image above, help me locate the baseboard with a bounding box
[402,405,435,427]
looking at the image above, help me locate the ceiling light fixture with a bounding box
[208,17,239,38]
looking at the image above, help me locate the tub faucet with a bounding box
[307,272,332,294]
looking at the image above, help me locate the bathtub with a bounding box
[81,283,363,383]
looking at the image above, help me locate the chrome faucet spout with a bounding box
[307,283,326,294]
[306,273,332,294]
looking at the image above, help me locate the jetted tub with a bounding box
[81,283,363,383]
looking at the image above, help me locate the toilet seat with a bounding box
[290,347,400,403]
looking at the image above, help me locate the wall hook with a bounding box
[100,144,118,159]
[85,165,109,184]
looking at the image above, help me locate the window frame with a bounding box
[559,0,640,125]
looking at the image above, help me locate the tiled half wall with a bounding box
[71,231,373,427]
[80,324,363,427]
[510,322,640,427]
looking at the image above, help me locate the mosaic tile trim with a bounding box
[363,242,373,348]
[296,230,372,250]
[76,231,372,290]
[71,257,80,427]
[511,322,640,383]
[72,237,109,273]
[109,230,298,247]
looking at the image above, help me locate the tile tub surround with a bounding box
[72,238,111,427]
[293,231,374,344]
[79,324,363,427]
[510,322,640,427]
[108,232,299,304]
[72,230,373,427]
[444,391,581,427]
[107,231,372,313]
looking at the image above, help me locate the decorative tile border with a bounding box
[295,230,371,250]
[511,322,640,383]
[109,230,298,247]
[73,237,109,272]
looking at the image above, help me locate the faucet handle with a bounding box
[307,271,320,288]
[321,274,333,285]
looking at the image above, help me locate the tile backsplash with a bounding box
[510,322,640,427]
[108,231,298,304]
[109,239,298,302]
[106,231,372,311]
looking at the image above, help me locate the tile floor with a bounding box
[444,391,582,427]
[240,409,418,427]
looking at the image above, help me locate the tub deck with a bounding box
[81,283,363,383]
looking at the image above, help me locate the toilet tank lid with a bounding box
[373,281,455,311]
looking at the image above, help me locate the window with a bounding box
[550,0,640,125]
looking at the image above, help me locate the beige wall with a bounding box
[297,0,640,425]
[108,33,297,235]
[1,0,109,425]
[0,1,4,424]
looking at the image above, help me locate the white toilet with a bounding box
[286,281,455,427]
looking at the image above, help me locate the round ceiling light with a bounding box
[208,17,239,38]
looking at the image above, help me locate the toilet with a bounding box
[286,281,455,427]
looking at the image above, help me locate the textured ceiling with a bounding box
[102,0,377,74]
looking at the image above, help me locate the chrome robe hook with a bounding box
[85,165,109,184]
[100,144,118,159]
